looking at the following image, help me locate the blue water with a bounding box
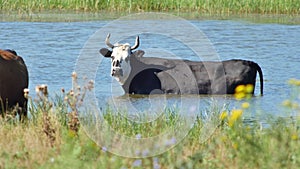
[1,17,300,118]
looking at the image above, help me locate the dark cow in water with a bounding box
[100,34,263,95]
[0,49,29,120]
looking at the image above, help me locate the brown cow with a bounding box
[0,49,29,120]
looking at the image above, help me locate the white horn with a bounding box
[105,33,114,48]
[131,36,139,50]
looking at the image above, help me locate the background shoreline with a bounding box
[1,0,300,15]
[1,11,300,24]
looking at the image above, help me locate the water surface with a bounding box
[1,16,299,118]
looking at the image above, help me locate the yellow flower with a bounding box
[219,111,228,121]
[229,109,243,127]
[68,130,77,138]
[282,100,292,107]
[288,79,296,85]
[241,102,250,109]
[234,92,246,100]
[245,84,254,94]
[292,134,298,140]
[232,142,238,150]
[231,109,243,121]
[234,84,254,100]
[235,85,245,93]
[288,78,300,86]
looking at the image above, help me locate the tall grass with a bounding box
[1,0,300,15]
[0,76,300,168]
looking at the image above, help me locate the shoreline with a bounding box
[1,11,300,24]
[1,0,300,15]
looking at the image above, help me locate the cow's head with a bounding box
[100,34,140,84]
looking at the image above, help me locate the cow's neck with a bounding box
[119,55,141,93]
[114,61,131,85]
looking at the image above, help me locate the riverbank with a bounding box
[1,11,300,25]
[1,96,299,169]
[1,79,300,168]
[1,0,300,15]
[1,0,300,24]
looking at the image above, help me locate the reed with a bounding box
[1,0,300,15]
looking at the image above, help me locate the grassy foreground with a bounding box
[0,77,300,168]
[1,0,300,15]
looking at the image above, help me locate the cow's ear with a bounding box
[132,50,145,57]
[5,49,17,56]
[99,48,112,58]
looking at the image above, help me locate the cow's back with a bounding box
[129,55,262,95]
[186,60,227,94]
[179,59,261,94]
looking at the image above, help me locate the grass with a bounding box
[0,0,300,15]
[0,75,300,168]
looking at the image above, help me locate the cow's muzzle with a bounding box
[111,68,123,77]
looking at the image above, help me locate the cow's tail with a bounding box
[254,62,263,95]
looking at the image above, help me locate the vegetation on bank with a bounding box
[0,74,300,168]
[0,0,300,15]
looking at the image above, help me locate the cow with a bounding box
[99,34,263,95]
[0,49,29,121]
